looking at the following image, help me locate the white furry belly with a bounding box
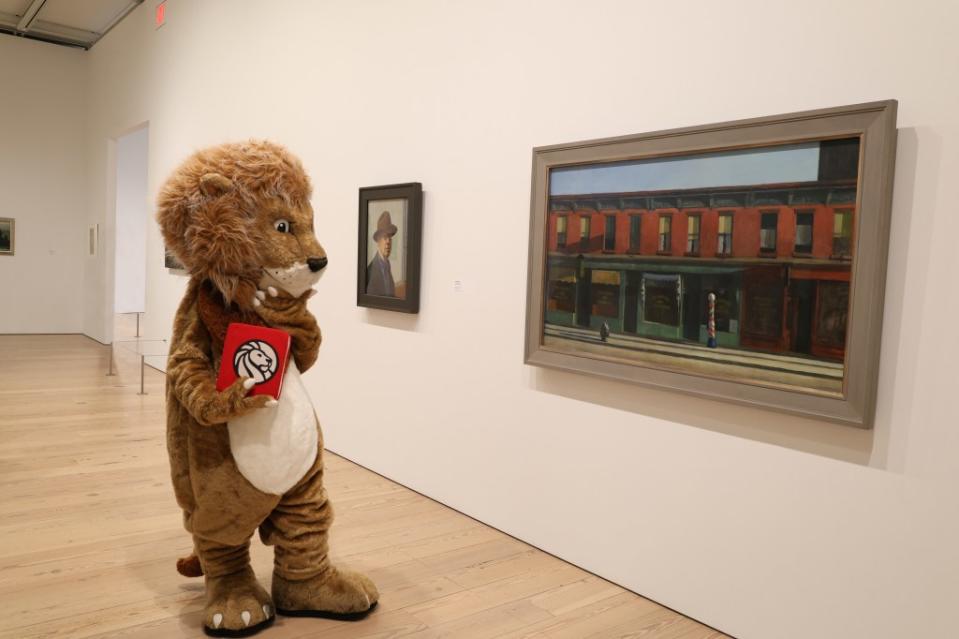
[228,363,318,495]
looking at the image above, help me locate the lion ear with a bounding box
[199,173,233,197]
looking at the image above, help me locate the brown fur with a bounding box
[158,141,376,636]
[157,140,313,304]
[177,553,204,577]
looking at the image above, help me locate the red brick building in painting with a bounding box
[544,178,857,362]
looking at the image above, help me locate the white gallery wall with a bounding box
[78,1,958,637]
[0,36,87,333]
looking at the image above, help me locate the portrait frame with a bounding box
[524,101,898,428]
[357,182,423,313]
[0,218,14,256]
[164,246,185,271]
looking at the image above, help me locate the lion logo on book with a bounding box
[233,340,278,384]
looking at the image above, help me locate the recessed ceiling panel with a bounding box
[37,0,135,35]
[0,0,141,48]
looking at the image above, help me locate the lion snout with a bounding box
[307,257,327,272]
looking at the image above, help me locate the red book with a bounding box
[215,323,292,400]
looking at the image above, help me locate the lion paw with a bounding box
[203,568,274,636]
[273,566,379,620]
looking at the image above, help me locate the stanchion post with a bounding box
[138,355,147,395]
[107,342,116,376]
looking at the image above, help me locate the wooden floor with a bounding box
[0,331,729,639]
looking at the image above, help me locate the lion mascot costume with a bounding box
[157,140,378,636]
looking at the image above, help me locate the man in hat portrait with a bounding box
[366,210,399,297]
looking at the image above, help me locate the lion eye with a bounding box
[274,219,291,233]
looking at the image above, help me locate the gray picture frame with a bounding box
[524,101,898,428]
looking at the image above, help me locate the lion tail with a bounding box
[176,552,204,577]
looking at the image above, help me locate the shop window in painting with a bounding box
[590,270,620,318]
[816,281,849,348]
[742,270,784,340]
[546,267,576,313]
[643,275,680,326]
[704,288,736,333]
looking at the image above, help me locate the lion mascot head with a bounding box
[156,140,327,307]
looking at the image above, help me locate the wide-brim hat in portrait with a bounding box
[373,211,398,240]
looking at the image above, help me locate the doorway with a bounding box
[112,125,149,341]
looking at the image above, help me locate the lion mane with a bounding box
[156,140,312,304]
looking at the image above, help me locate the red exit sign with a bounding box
[156,1,166,29]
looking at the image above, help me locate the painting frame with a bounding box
[524,101,898,428]
[0,218,14,256]
[88,224,98,257]
[357,182,423,314]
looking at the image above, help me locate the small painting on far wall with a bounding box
[0,218,14,256]
[357,182,423,313]
[164,247,185,271]
[88,224,98,256]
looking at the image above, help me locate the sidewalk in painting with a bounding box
[543,323,843,396]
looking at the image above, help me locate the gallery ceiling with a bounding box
[0,0,142,49]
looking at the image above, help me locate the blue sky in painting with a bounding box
[549,142,820,195]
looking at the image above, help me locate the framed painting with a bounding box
[164,247,185,270]
[88,224,98,256]
[357,182,423,313]
[0,218,14,256]
[525,101,898,428]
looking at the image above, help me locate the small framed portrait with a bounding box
[357,182,423,313]
[0,218,14,256]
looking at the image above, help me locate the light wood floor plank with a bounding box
[0,333,731,639]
